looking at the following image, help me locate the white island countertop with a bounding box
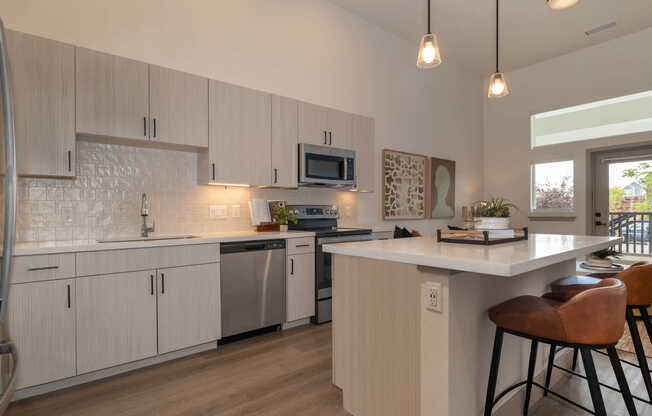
[323,233,621,277]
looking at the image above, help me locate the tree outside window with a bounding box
[531,161,574,212]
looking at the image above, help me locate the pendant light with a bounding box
[547,0,580,11]
[416,0,441,69]
[488,0,509,98]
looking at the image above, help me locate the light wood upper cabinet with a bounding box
[157,263,220,354]
[298,102,329,146]
[352,115,375,192]
[1,30,75,177]
[286,253,315,322]
[206,80,271,185]
[76,271,158,374]
[328,109,353,149]
[76,48,149,141]
[271,95,298,188]
[8,279,76,389]
[149,66,208,147]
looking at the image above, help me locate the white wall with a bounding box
[0,0,485,238]
[484,27,652,234]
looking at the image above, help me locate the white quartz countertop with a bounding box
[11,230,315,256]
[322,234,621,277]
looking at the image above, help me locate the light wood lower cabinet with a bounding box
[157,263,220,354]
[286,253,315,322]
[7,279,76,389]
[76,271,158,374]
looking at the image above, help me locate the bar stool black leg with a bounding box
[572,347,579,371]
[484,328,504,416]
[626,307,652,402]
[607,346,638,416]
[523,340,539,415]
[639,306,652,344]
[544,344,555,396]
[581,348,607,416]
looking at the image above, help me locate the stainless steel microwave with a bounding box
[299,143,356,188]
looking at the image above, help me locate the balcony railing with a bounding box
[609,212,652,255]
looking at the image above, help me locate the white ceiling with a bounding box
[328,0,652,75]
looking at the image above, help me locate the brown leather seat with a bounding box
[548,262,652,305]
[489,279,626,345]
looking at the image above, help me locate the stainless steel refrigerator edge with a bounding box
[0,16,19,413]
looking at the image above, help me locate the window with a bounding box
[531,90,652,148]
[531,160,574,214]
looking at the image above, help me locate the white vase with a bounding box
[280,224,289,232]
[474,217,510,230]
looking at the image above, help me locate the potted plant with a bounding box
[472,197,517,230]
[588,248,621,267]
[271,202,298,232]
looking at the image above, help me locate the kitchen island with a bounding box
[323,234,620,416]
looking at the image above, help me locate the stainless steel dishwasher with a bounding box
[220,239,286,338]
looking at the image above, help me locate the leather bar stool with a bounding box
[544,262,652,403]
[484,279,636,416]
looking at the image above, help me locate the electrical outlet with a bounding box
[424,281,442,313]
[209,205,227,219]
[231,205,240,218]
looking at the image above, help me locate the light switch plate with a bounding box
[231,205,241,218]
[424,281,443,313]
[209,205,227,219]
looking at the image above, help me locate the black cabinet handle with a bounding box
[212,163,216,181]
[329,131,332,145]
[150,274,154,296]
[161,273,165,294]
[295,244,310,248]
[143,116,147,137]
[67,284,71,308]
[27,265,59,271]
[324,131,327,145]
[153,118,157,138]
[67,150,72,172]
[274,168,278,184]
[290,258,294,275]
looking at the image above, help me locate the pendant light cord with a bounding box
[496,0,499,73]
[427,0,431,34]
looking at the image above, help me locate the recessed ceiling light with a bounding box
[585,21,617,37]
[547,0,580,11]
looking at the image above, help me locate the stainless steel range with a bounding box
[288,204,372,324]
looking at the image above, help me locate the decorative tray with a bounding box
[436,228,528,246]
[578,262,624,272]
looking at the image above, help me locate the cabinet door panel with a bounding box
[352,115,375,192]
[287,253,315,322]
[2,30,75,177]
[157,263,220,354]
[209,81,271,185]
[328,109,353,149]
[76,48,149,141]
[76,271,157,374]
[149,65,208,147]
[271,95,298,188]
[298,102,329,146]
[8,279,76,388]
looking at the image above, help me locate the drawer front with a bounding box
[287,237,315,255]
[11,254,76,284]
[76,244,219,277]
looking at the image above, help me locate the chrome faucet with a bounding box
[140,193,155,237]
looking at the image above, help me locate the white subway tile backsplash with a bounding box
[12,140,357,242]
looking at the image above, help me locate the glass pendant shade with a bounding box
[416,33,441,69]
[547,0,580,10]
[487,72,509,98]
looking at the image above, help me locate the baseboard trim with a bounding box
[13,341,217,401]
[494,347,573,416]
[282,317,311,330]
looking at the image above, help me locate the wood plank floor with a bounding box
[7,323,652,415]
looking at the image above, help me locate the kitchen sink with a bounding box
[97,235,199,243]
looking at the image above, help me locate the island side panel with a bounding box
[446,259,577,416]
[332,254,422,416]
